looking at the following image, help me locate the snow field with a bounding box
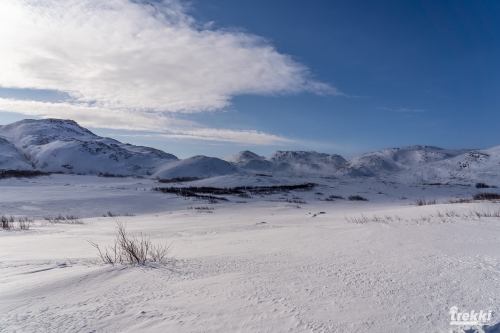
[1,175,500,332]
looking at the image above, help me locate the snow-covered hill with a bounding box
[154,155,238,179]
[0,119,178,175]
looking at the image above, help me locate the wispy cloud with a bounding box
[0,98,292,145]
[117,131,293,146]
[377,107,425,113]
[0,0,342,115]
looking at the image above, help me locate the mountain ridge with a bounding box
[0,119,498,184]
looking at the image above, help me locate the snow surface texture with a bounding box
[1,174,500,332]
[1,119,499,183]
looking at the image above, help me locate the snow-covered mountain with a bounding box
[223,150,347,174]
[396,145,500,184]
[0,119,498,184]
[343,146,467,176]
[222,150,276,172]
[0,119,178,175]
[268,150,346,173]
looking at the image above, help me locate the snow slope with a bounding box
[0,137,32,170]
[0,119,178,175]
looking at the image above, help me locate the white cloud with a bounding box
[0,0,342,114]
[0,98,292,145]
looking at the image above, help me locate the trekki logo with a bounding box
[449,306,492,326]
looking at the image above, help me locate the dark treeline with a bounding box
[157,177,203,183]
[152,183,315,201]
[0,169,54,179]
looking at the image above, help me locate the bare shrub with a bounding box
[89,221,171,265]
[476,182,490,189]
[415,198,437,206]
[323,194,345,201]
[18,217,33,230]
[348,195,368,201]
[45,215,84,224]
[1,214,15,229]
[345,214,371,224]
[188,206,214,213]
[473,193,500,201]
[448,197,473,204]
[269,198,307,204]
[149,243,172,263]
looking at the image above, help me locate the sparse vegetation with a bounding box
[345,213,400,224]
[98,172,129,178]
[447,197,473,204]
[346,208,500,224]
[1,214,34,230]
[415,198,437,206]
[473,192,500,200]
[436,209,500,222]
[44,215,84,224]
[157,177,203,183]
[322,194,345,201]
[269,198,307,204]
[348,195,368,201]
[1,214,15,229]
[152,184,315,202]
[17,217,33,230]
[89,221,172,265]
[102,212,136,217]
[188,206,214,213]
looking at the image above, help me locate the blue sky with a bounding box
[0,0,498,159]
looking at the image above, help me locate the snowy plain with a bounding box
[1,173,500,333]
